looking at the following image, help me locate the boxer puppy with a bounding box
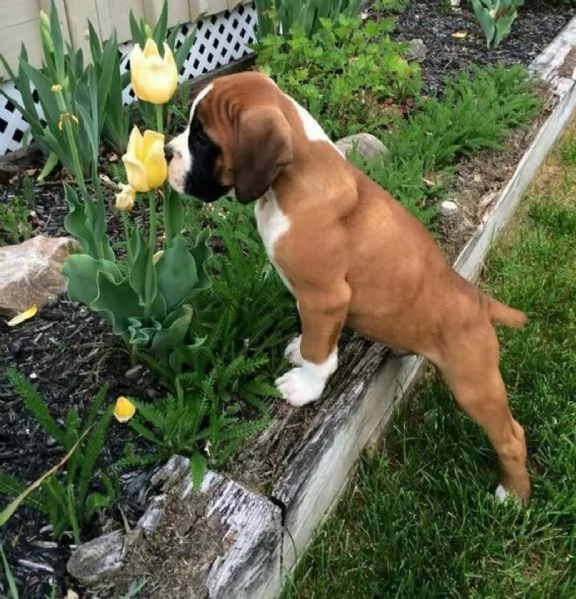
[165,72,530,503]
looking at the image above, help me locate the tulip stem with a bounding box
[155,104,164,135]
[144,192,158,319]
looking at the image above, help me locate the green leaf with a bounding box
[156,236,200,310]
[62,252,127,315]
[91,269,145,335]
[190,451,207,491]
[6,368,65,447]
[128,229,155,305]
[162,188,184,244]
[151,304,194,363]
[153,0,169,50]
[37,151,60,181]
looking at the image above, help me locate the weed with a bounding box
[0,176,34,245]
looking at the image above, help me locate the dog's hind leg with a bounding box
[434,323,530,504]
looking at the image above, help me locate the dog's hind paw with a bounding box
[494,484,509,502]
[284,335,303,366]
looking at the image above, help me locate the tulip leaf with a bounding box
[128,229,155,305]
[162,188,184,245]
[156,235,200,310]
[128,316,163,347]
[188,232,212,295]
[63,185,102,259]
[62,254,123,307]
[92,270,144,335]
[151,304,194,363]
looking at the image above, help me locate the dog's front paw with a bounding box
[284,335,303,366]
[275,366,326,407]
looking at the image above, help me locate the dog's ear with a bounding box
[233,106,293,203]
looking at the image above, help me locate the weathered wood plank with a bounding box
[68,456,283,598]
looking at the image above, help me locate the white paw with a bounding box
[284,335,303,366]
[275,350,338,407]
[275,366,325,407]
[494,484,509,502]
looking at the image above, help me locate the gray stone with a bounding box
[336,133,389,161]
[407,38,427,63]
[67,530,125,585]
[0,235,76,318]
[439,200,460,217]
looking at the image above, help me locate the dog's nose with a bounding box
[164,145,174,163]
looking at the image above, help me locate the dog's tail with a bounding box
[487,296,528,329]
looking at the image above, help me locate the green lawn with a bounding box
[283,123,576,599]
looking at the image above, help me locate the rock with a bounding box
[407,38,427,63]
[336,133,389,161]
[67,530,125,585]
[0,235,76,318]
[439,200,459,217]
[0,143,43,184]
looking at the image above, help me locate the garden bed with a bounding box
[1,2,576,598]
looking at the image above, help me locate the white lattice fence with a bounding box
[0,2,256,156]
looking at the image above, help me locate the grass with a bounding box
[282,121,576,598]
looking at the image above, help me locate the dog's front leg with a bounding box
[276,286,350,407]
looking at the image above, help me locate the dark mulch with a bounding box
[1,2,575,597]
[387,0,576,95]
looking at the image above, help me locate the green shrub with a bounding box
[256,16,421,139]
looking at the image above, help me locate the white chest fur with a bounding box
[255,190,293,293]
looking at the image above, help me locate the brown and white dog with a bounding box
[165,71,530,503]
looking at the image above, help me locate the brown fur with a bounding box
[190,72,531,503]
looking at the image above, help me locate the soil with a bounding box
[1,1,575,597]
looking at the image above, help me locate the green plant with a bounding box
[0,544,18,599]
[372,0,409,14]
[256,15,421,139]
[254,0,362,39]
[0,176,34,245]
[470,0,525,48]
[0,0,126,178]
[352,64,541,223]
[0,369,117,543]
[55,50,208,375]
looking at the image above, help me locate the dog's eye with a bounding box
[191,118,210,145]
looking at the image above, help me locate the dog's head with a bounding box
[165,72,294,204]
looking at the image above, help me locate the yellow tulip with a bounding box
[115,183,136,212]
[130,38,178,105]
[113,396,136,423]
[122,127,167,192]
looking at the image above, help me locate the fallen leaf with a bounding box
[6,305,38,327]
[452,31,468,39]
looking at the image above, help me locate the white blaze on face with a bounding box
[166,83,214,192]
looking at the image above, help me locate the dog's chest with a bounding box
[255,191,293,292]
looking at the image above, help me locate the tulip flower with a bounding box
[130,39,178,105]
[115,183,136,212]
[113,396,136,423]
[122,127,167,192]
